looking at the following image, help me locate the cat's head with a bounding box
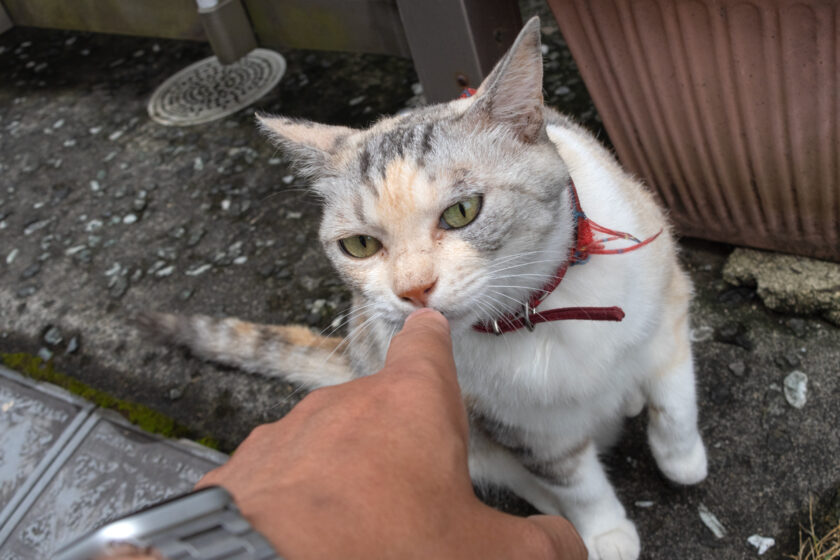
[258,17,574,331]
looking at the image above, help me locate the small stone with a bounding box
[148,260,166,275]
[132,198,147,212]
[221,199,231,211]
[276,267,292,280]
[108,130,124,141]
[716,322,752,350]
[698,503,727,539]
[194,157,204,171]
[187,228,205,247]
[53,119,64,129]
[213,252,231,266]
[66,336,80,354]
[24,218,52,236]
[72,249,93,264]
[783,371,808,409]
[348,95,366,106]
[6,248,19,264]
[634,501,654,508]
[286,211,302,219]
[728,361,746,376]
[89,126,102,135]
[554,85,571,96]
[774,352,800,369]
[43,326,63,346]
[233,256,248,265]
[268,157,282,165]
[85,219,103,232]
[185,263,212,277]
[282,174,294,184]
[169,226,187,239]
[785,318,807,338]
[155,265,175,278]
[16,285,38,298]
[20,262,41,279]
[689,325,714,343]
[37,347,53,361]
[123,214,138,224]
[168,387,184,400]
[178,288,193,301]
[109,275,129,298]
[747,535,775,555]
[228,241,244,256]
[90,180,101,192]
[156,247,178,261]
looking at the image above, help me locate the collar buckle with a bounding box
[522,303,536,332]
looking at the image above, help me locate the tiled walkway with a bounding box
[0,366,227,558]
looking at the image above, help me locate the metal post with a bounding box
[197,0,257,65]
[395,0,521,103]
[0,1,13,34]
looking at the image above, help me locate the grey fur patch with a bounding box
[471,407,588,487]
[352,193,366,222]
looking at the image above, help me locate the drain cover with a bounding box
[148,49,286,126]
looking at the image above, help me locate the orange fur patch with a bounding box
[274,325,342,352]
[375,158,423,223]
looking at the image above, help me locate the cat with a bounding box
[142,17,707,560]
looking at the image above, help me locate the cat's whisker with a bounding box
[331,311,382,360]
[474,294,507,322]
[485,251,565,272]
[484,249,555,269]
[258,188,311,205]
[488,289,525,306]
[486,257,568,276]
[318,301,378,338]
[337,312,383,363]
[486,284,552,295]
[483,292,519,316]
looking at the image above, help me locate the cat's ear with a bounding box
[257,115,355,176]
[467,16,544,142]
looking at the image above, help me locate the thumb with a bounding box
[527,515,588,560]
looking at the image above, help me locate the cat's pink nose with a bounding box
[398,279,437,307]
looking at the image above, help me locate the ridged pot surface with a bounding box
[547,0,840,261]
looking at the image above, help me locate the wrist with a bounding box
[54,487,282,560]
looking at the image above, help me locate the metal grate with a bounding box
[148,49,286,126]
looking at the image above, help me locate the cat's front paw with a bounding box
[652,436,708,485]
[585,519,640,560]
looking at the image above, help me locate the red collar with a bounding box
[473,179,662,335]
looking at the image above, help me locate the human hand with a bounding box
[197,308,586,559]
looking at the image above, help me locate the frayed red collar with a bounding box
[473,179,662,335]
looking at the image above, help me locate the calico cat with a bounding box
[143,17,707,560]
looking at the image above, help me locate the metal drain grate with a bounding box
[148,49,286,126]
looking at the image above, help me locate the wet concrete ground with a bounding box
[0,1,838,558]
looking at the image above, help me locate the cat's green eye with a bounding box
[339,235,382,258]
[441,195,482,229]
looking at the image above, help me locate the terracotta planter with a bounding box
[546,0,839,261]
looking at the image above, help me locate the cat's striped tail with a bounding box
[137,312,354,388]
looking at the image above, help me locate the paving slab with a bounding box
[0,367,226,558]
[0,366,93,529]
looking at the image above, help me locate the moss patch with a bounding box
[1,352,220,450]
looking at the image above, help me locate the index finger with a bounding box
[383,308,455,383]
